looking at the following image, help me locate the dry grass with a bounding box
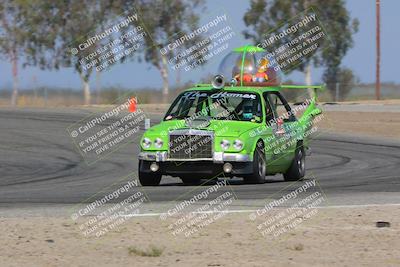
[128,245,164,257]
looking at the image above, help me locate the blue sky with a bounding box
[0,0,398,90]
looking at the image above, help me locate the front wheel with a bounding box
[138,161,162,186]
[243,141,266,184]
[283,144,305,181]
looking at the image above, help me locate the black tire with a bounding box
[138,161,162,186]
[243,141,266,184]
[180,176,201,186]
[283,143,305,181]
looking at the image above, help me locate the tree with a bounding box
[323,67,357,101]
[121,0,206,101]
[243,0,358,96]
[13,0,205,105]
[0,0,31,106]
[22,0,205,104]
[21,1,120,105]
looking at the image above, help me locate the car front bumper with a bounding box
[138,151,253,176]
[138,151,252,163]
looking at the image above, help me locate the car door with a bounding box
[264,92,298,168]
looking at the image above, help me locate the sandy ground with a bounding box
[331,99,400,105]
[320,111,400,139]
[1,206,399,267]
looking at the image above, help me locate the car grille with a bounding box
[169,130,213,160]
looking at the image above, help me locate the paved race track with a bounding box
[0,107,399,206]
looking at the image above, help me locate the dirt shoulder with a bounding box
[320,111,400,139]
[326,99,400,105]
[1,205,399,267]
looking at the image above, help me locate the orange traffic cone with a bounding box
[128,97,137,112]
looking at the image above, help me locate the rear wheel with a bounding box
[138,160,162,186]
[283,143,305,181]
[243,141,266,184]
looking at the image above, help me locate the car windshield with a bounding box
[164,90,262,122]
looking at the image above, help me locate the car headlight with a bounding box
[154,138,163,148]
[220,139,230,150]
[233,139,243,150]
[142,137,152,149]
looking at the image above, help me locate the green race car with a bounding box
[138,46,323,186]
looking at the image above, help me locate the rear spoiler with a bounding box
[279,84,325,117]
[280,84,325,101]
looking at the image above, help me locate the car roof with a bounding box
[186,84,281,93]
